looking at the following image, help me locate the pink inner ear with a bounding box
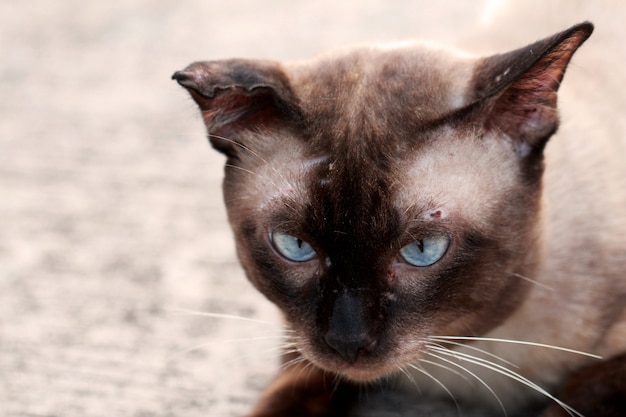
[201,90,250,126]
[174,59,302,156]
[485,28,592,151]
[509,36,582,106]
[201,87,285,135]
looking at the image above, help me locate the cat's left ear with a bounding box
[172,59,301,156]
[471,22,593,157]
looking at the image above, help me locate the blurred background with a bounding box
[1,1,623,416]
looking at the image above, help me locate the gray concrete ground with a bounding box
[1,1,623,416]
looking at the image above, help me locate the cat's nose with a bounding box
[324,332,377,364]
[324,289,377,364]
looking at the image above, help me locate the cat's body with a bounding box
[174,22,626,417]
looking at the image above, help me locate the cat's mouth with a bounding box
[299,337,417,383]
[315,354,405,383]
[339,366,397,382]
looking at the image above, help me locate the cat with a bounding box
[172,22,626,417]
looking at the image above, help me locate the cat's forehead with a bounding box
[234,43,515,227]
[288,43,475,133]
[396,128,520,228]
[243,126,518,235]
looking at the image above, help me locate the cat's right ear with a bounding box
[172,59,302,157]
[469,22,593,157]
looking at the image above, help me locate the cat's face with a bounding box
[224,123,538,382]
[174,24,591,382]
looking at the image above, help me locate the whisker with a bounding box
[396,364,422,395]
[223,162,300,216]
[279,354,309,371]
[429,346,583,417]
[170,335,294,358]
[264,339,305,357]
[418,357,471,385]
[428,337,519,368]
[225,163,259,176]
[403,202,417,216]
[425,349,507,417]
[508,272,555,292]
[296,359,318,385]
[431,336,602,360]
[407,363,460,415]
[166,307,286,328]
[224,195,252,203]
[222,162,287,200]
[167,340,297,372]
[209,134,304,202]
[208,134,268,163]
[274,347,302,358]
[331,373,345,396]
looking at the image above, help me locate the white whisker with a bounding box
[418,357,471,385]
[407,363,460,415]
[166,307,286,327]
[225,163,259,176]
[428,337,519,368]
[295,358,318,383]
[331,372,345,396]
[210,134,305,201]
[171,335,292,357]
[429,346,583,417]
[222,161,286,198]
[396,364,422,395]
[209,134,268,163]
[509,272,555,292]
[425,349,507,417]
[432,336,602,360]
[279,354,308,371]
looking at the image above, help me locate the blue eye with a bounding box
[399,235,450,267]
[271,231,316,262]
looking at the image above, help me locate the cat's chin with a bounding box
[336,366,393,383]
[334,366,396,383]
[313,357,398,383]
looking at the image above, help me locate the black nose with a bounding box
[325,289,377,364]
[324,332,376,364]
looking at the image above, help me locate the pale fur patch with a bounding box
[396,128,520,229]
[238,138,322,215]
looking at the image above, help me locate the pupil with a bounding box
[297,238,303,249]
[417,240,425,253]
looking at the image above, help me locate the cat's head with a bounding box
[173,23,592,382]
